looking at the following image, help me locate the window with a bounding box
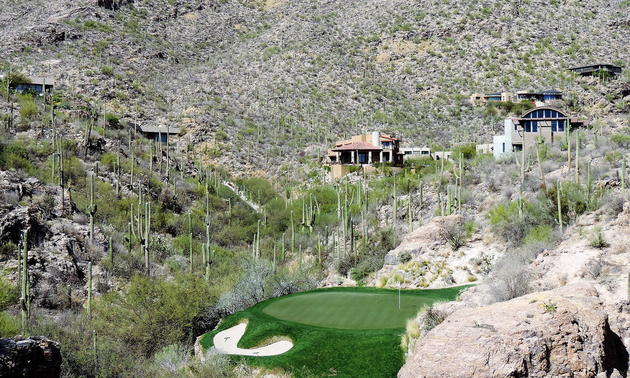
[502,143,505,152]
[557,120,565,132]
[524,121,531,132]
[382,142,392,148]
[359,153,367,164]
[551,120,557,131]
[545,110,551,118]
[532,121,538,132]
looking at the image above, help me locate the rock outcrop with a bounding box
[0,336,62,378]
[399,282,628,378]
[0,170,106,310]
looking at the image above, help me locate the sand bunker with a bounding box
[213,323,293,356]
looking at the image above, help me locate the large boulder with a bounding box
[0,336,62,378]
[399,282,628,378]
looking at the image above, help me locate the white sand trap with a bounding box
[213,323,293,356]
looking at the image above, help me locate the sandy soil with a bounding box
[213,323,293,357]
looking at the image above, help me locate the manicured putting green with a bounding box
[262,291,433,330]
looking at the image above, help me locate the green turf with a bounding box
[262,291,433,329]
[199,286,471,378]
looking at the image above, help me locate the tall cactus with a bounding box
[87,262,92,317]
[557,181,563,234]
[20,230,29,331]
[622,157,626,191]
[87,173,97,243]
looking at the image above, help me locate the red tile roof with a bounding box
[332,142,382,151]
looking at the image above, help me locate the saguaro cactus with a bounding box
[87,174,97,243]
[87,262,92,317]
[20,230,29,331]
[557,181,563,234]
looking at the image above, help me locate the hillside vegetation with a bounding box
[0,0,630,376]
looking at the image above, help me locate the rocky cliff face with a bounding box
[0,169,105,310]
[0,336,62,378]
[399,203,630,377]
[399,282,628,378]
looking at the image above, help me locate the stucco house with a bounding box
[493,106,587,159]
[327,132,403,179]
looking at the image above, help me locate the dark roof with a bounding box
[332,142,381,151]
[568,64,623,75]
[568,63,623,70]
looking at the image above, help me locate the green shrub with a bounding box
[610,133,630,148]
[0,141,31,171]
[101,66,114,76]
[106,113,120,128]
[19,100,38,119]
[0,276,18,311]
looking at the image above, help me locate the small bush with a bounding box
[19,100,38,119]
[590,231,608,249]
[101,66,114,76]
[423,304,446,331]
[440,221,466,251]
[406,318,420,339]
[105,113,120,128]
[610,133,630,148]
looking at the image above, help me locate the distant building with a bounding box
[327,132,403,179]
[400,147,431,160]
[0,75,55,95]
[136,125,180,143]
[476,143,493,155]
[471,89,562,107]
[493,106,587,159]
[432,151,453,161]
[568,63,623,77]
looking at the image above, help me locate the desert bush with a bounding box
[406,318,420,339]
[440,221,466,250]
[0,141,31,171]
[423,304,447,330]
[0,276,18,311]
[609,133,630,148]
[105,112,120,128]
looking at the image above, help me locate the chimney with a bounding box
[372,131,379,148]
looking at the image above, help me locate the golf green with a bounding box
[262,291,433,329]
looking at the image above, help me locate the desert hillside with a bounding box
[0,0,630,377]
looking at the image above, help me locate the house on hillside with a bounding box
[136,125,180,143]
[568,63,623,77]
[0,75,55,95]
[493,106,587,160]
[471,89,563,107]
[327,132,403,179]
[400,147,431,160]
